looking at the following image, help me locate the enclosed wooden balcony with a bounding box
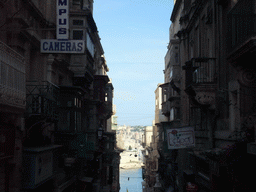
[22,145,62,189]
[161,83,171,117]
[70,55,94,86]
[93,75,113,118]
[227,0,256,67]
[161,82,180,118]
[54,132,96,159]
[0,41,26,108]
[183,58,217,108]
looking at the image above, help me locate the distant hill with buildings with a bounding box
[116,125,145,169]
[116,125,144,151]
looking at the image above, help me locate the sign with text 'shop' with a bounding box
[167,127,195,149]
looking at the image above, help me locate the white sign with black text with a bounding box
[41,39,85,54]
[57,0,69,40]
[167,127,195,149]
[40,0,86,54]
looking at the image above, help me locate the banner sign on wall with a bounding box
[167,127,195,149]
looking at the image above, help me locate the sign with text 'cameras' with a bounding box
[41,39,85,54]
[40,0,85,54]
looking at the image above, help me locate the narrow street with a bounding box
[1,0,256,192]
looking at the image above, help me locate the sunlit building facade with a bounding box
[147,0,256,191]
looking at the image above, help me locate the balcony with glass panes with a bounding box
[227,0,256,67]
[0,40,26,108]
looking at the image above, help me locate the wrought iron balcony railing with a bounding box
[0,41,26,108]
[26,81,59,120]
[183,58,217,108]
[183,58,216,88]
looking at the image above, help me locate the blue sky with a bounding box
[93,0,174,126]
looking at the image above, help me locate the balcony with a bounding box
[183,58,217,108]
[94,75,110,101]
[55,132,95,159]
[162,100,170,117]
[103,101,113,119]
[70,134,95,158]
[161,83,171,117]
[70,55,94,86]
[227,0,256,66]
[57,86,85,132]
[26,81,59,121]
[161,82,180,118]
[0,41,26,108]
[22,145,62,189]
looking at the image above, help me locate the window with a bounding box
[105,93,108,101]
[175,53,179,63]
[163,88,168,102]
[170,108,174,121]
[170,107,180,121]
[73,0,81,5]
[74,111,77,131]
[32,97,41,113]
[191,107,201,130]
[170,67,173,79]
[86,33,95,57]
[74,98,82,108]
[73,19,84,26]
[77,112,81,131]
[72,30,84,40]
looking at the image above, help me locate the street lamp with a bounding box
[97,127,104,139]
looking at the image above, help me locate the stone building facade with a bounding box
[147,0,256,191]
[0,0,119,191]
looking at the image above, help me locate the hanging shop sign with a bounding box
[186,182,198,192]
[166,127,195,149]
[57,0,69,40]
[41,39,85,53]
[40,0,84,54]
